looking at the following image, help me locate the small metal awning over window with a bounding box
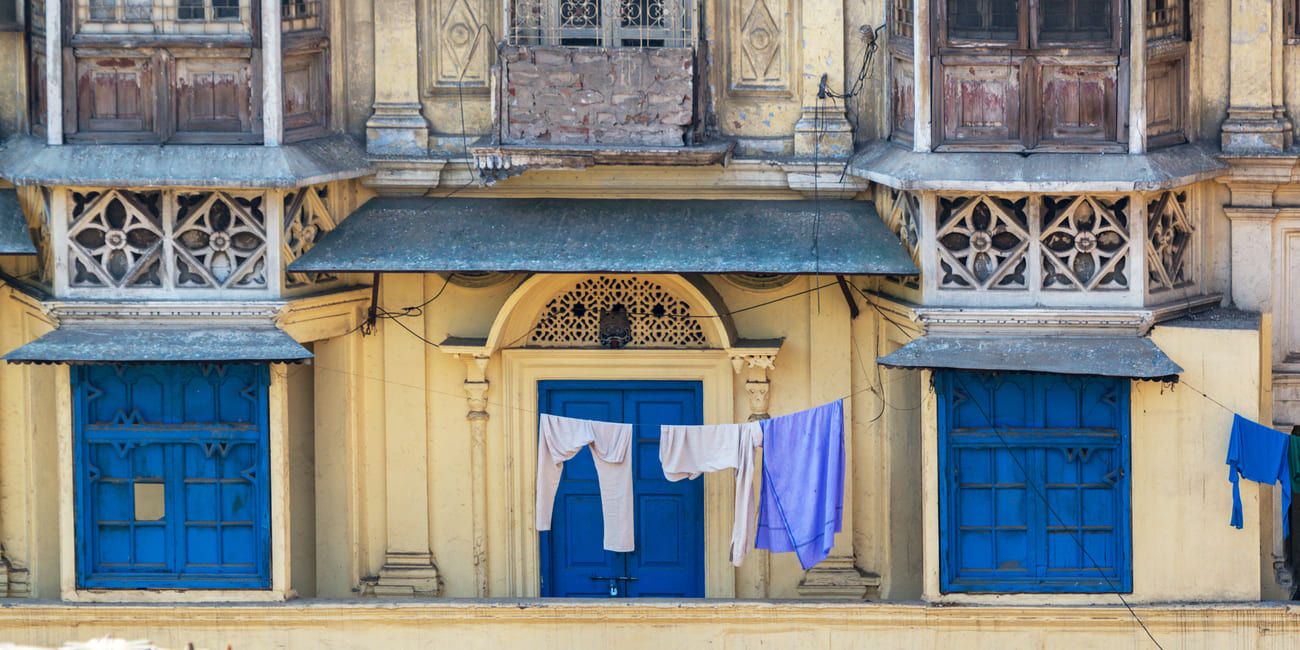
[877,335,1182,380]
[287,198,919,276]
[0,190,36,255]
[3,325,312,365]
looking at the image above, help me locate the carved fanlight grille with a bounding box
[529,276,709,348]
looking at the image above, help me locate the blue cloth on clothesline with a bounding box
[755,400,845,570]
[1227,414,1292,537]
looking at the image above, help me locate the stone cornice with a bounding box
[46,300,286,323]
[862,291,1221,337]
[0,601,1292,631]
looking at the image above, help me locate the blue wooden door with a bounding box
[73,364,271,589]
[539,381,704,598]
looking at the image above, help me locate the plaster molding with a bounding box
[795,555,881,599]
[864,292,1221,337]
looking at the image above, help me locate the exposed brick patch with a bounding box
[502,45,694,147]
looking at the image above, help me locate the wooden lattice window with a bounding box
[890,0,913,40]
[76,0,253,35]
[281,0,321,32]
[934,0,1123,150]
[1146,0,1186,41]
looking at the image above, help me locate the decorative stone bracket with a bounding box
[730,350,778,421]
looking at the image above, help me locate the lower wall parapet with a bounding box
[0,601,1296,649]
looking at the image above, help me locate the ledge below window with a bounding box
[469,140,735,174]
[847,140,1228,192]
[0,135,372,189]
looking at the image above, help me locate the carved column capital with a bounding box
[731,351,778,421]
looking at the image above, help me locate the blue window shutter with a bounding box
[939,371,1131,593]
[74,364,271,589]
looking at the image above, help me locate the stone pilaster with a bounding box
[796,284,877,599]
[461,353,491,598]
[374,276,439,597]
[366,0,429,155]
[792,0,854,157]
[1220,0,1292,153]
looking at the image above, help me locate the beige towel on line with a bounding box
[659,422,764,566]
[535,414,636,552]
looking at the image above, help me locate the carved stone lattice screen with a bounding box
[173,192,268,289]
[1040,195,1130,291]
[20,187,55,287]
[936,195,1032,290]
[62,188,295,296]
[879,186,921,289]
[282,185,338,291]
[934,193,1141,294]
[1146,190,1194,292]
[529,276,709,348]
[68,189,167,289]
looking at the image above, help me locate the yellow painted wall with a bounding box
[0,273,1279,605]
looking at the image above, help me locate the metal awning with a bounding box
[3,325,312,364]
[0,189,36,255]
[877,335,1182,380]
[287,198,919,276]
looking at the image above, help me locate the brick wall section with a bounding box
[501,45,694,147]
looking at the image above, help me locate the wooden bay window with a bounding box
[935,0,1125,151]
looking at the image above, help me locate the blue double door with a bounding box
[539,381,705,598]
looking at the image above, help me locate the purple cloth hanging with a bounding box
[755,400,845,570]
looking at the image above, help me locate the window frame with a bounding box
[509,0,694,48]
[71,363,273,590]
[936,0,1125,53]
[935,370,1133,594]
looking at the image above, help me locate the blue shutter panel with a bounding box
[75,364,271,589]
[939,371,1131,593]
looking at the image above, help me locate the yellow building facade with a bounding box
[0,0,1295,646]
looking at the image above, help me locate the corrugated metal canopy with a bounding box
[877,335,1182,380]
[0,189,36,255]
[3,325,312,364]
[287,198,919,276]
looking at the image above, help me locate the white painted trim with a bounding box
[500,348,737,598]
[262,0,284,147]
[911,0,931,152]
[44,0,61,145]
[1128,0,1147,154]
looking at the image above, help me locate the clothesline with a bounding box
[294,359,919,428]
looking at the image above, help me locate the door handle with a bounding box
[589,575,637,597]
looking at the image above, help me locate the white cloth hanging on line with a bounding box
[659,421,764,566]
[536,414,635,552]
